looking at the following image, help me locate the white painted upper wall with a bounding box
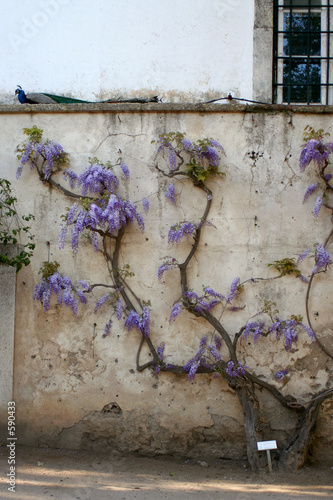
[0,0,254,103]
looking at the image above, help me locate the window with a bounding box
[273,0,333,104]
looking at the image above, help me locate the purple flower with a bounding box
[169,301,182,323]
[181,138,193,150]
[208,344,221,361]
[227,277,240,303]
[313,196,322,217]
[142,198,149,213]
[63,169,78,189]
[76,163,119,196]
[299,139,333,172]
[158,261,174,280]
[104,320,112,337]
[312,243,332,274]
[120,161,130,180]
[210,139,224,152]
[33,272,88,316]
[226,361,246,378]
[116,298,123,320]
[165,183,176,205]
[157,342,165,360]
[124,307,150,337]
[275,370,288,380]
[17,139,66,180]
[297,249,310,264]
[168,221,196,244]
[303,183,318,203]
[59,194,145,253]
[94,293,111,312]
[242,321,265,341]
[168,148,177,170]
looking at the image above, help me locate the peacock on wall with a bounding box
[15,86,159,104]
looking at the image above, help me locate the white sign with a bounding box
[257,440,277,451]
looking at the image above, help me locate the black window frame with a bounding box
[273,0,333,104]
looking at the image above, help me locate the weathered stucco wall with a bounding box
[0,104,332,462]
[1,0,254,104]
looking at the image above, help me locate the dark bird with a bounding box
[15,86,159,104]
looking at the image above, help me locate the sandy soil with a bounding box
[1,446,333,499]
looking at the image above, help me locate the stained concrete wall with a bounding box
[0,103,332,461]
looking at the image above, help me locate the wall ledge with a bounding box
[1,103,333,114]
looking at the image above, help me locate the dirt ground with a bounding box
[0,446,333,500]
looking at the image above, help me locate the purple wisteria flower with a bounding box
[204,287,226,301]
[33,272,89,316]
[275,370,288,380]
[94,293,111,312]
[313,196,323,217]
[227,277,240,303]
[181,138,193,150]
[142,198,149,213]
[157,342,165,361]
[116,298,123,320]
[297,249,310,264]
[226,361,246,378]
[183,334,210,381]
[242,321,265,343]
[104,320,112,337]
[299,139,333,172]
[312,243,332,274]
[269,319,315,350]
[169,301,182,323]
[158,259,177,280]
[69,163,119,196]
[63,169,78,189]
[59,195,145,253]
[168,148,177,170]
[17,140,66,180]
[120,161,130,180]
[124,306,151,337]
[165,183,176,205]
[303,183,318,203]
[168,221,196,244]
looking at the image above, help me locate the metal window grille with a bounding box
[273,0,333,104]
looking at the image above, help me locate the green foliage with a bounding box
[267,257,301,278]
[303,125,330,142]
[261,300,279,320]
[115,264,135,280]
[185,158,222,182]
[38,261,60,279]
[0,178,35,272]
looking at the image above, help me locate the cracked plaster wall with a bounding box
[0,105,332,462]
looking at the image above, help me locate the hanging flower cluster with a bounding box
[297,244,332,274]
[157,133,224,172]
[300,135,333,217]
[183,334,222,380]
[299,139,333,172]
[17,139,67,180]
[33,272,90,316]
[63,163,120,195]
[242,317,314,351]
[124,307,151,337]
[59,195,145,253]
